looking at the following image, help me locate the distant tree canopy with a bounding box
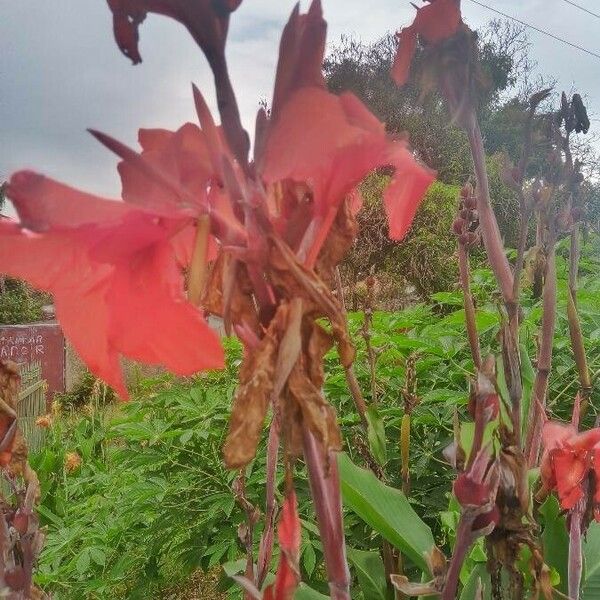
[327,20,599,301]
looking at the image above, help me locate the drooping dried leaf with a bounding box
[287,363,341,458]
[316,195,358,285]
[268,236,355,367]
[223,307,283,468]
[0,361,20,469]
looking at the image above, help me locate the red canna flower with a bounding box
[263,491,301,600]
[540,421,600,514]
[0,163,225,399]
[259,1,435,265]
[391,0,462,86]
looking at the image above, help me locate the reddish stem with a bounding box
[525,240,557,465]
[465,115,514,304]
[302,429,350,600]
[256,414,281,587]
[569,499,584,600]
[442,517,474,600]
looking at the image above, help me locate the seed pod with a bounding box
[466,232,479,247]
[458,232,470,246]
[452,218,465,235]
[5,566,26,591]
[12,510,28,535]
[464,194,477,210]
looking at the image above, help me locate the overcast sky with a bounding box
[2,0,600,214]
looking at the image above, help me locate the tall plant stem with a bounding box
[303,429,350,600]
[442,517,475,600]
[458,242,481,370]
[256,414,281,587]
[466,115,514,304]
[466,113,524,442]
[567,226,592,415]
[525,239,557,465]
[334,269,369,428]
[569,491,586,600]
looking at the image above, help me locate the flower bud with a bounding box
[458,232,470,246]
[460,184,473,199]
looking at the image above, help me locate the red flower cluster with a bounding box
[0,1,434,398]
[541,421,600,517]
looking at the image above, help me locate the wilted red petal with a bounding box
[453,472,489,507]
[392,0,462,87]
[414,0,462,43]
[384,143,435,240]
[263,491,301,600]
[106,0,242,65]
[391,27,417,87]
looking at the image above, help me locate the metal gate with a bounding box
[17,361,47,453]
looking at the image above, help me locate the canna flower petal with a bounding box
[0,172,224,398]
[262,87,434,250]
[261,0,434,260]
[391,0,462,86]
[119,123,214,213]
[553,449,587,510]
[263,491,301,600]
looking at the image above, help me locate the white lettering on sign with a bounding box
[0,333,46,361]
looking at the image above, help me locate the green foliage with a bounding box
[54,371,117,411]
[0,278,48,324]
[31,236,600,599]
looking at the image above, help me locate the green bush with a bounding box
[344,177,459,303]
[0,278,48,324]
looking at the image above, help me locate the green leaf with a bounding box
[222,558,246,577]
[540,496,568,594]
[347,548,390,600]
[76,550,91,575]
[295,583,329,599]
[338,453,434,572]
[519,345,535,442]
[582,522,600,598]
[366,406,387,465]
[459,563,491,600]
[302,542,317,577]
[89,547,106,566]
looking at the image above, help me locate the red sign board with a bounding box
[0,323,65,398]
